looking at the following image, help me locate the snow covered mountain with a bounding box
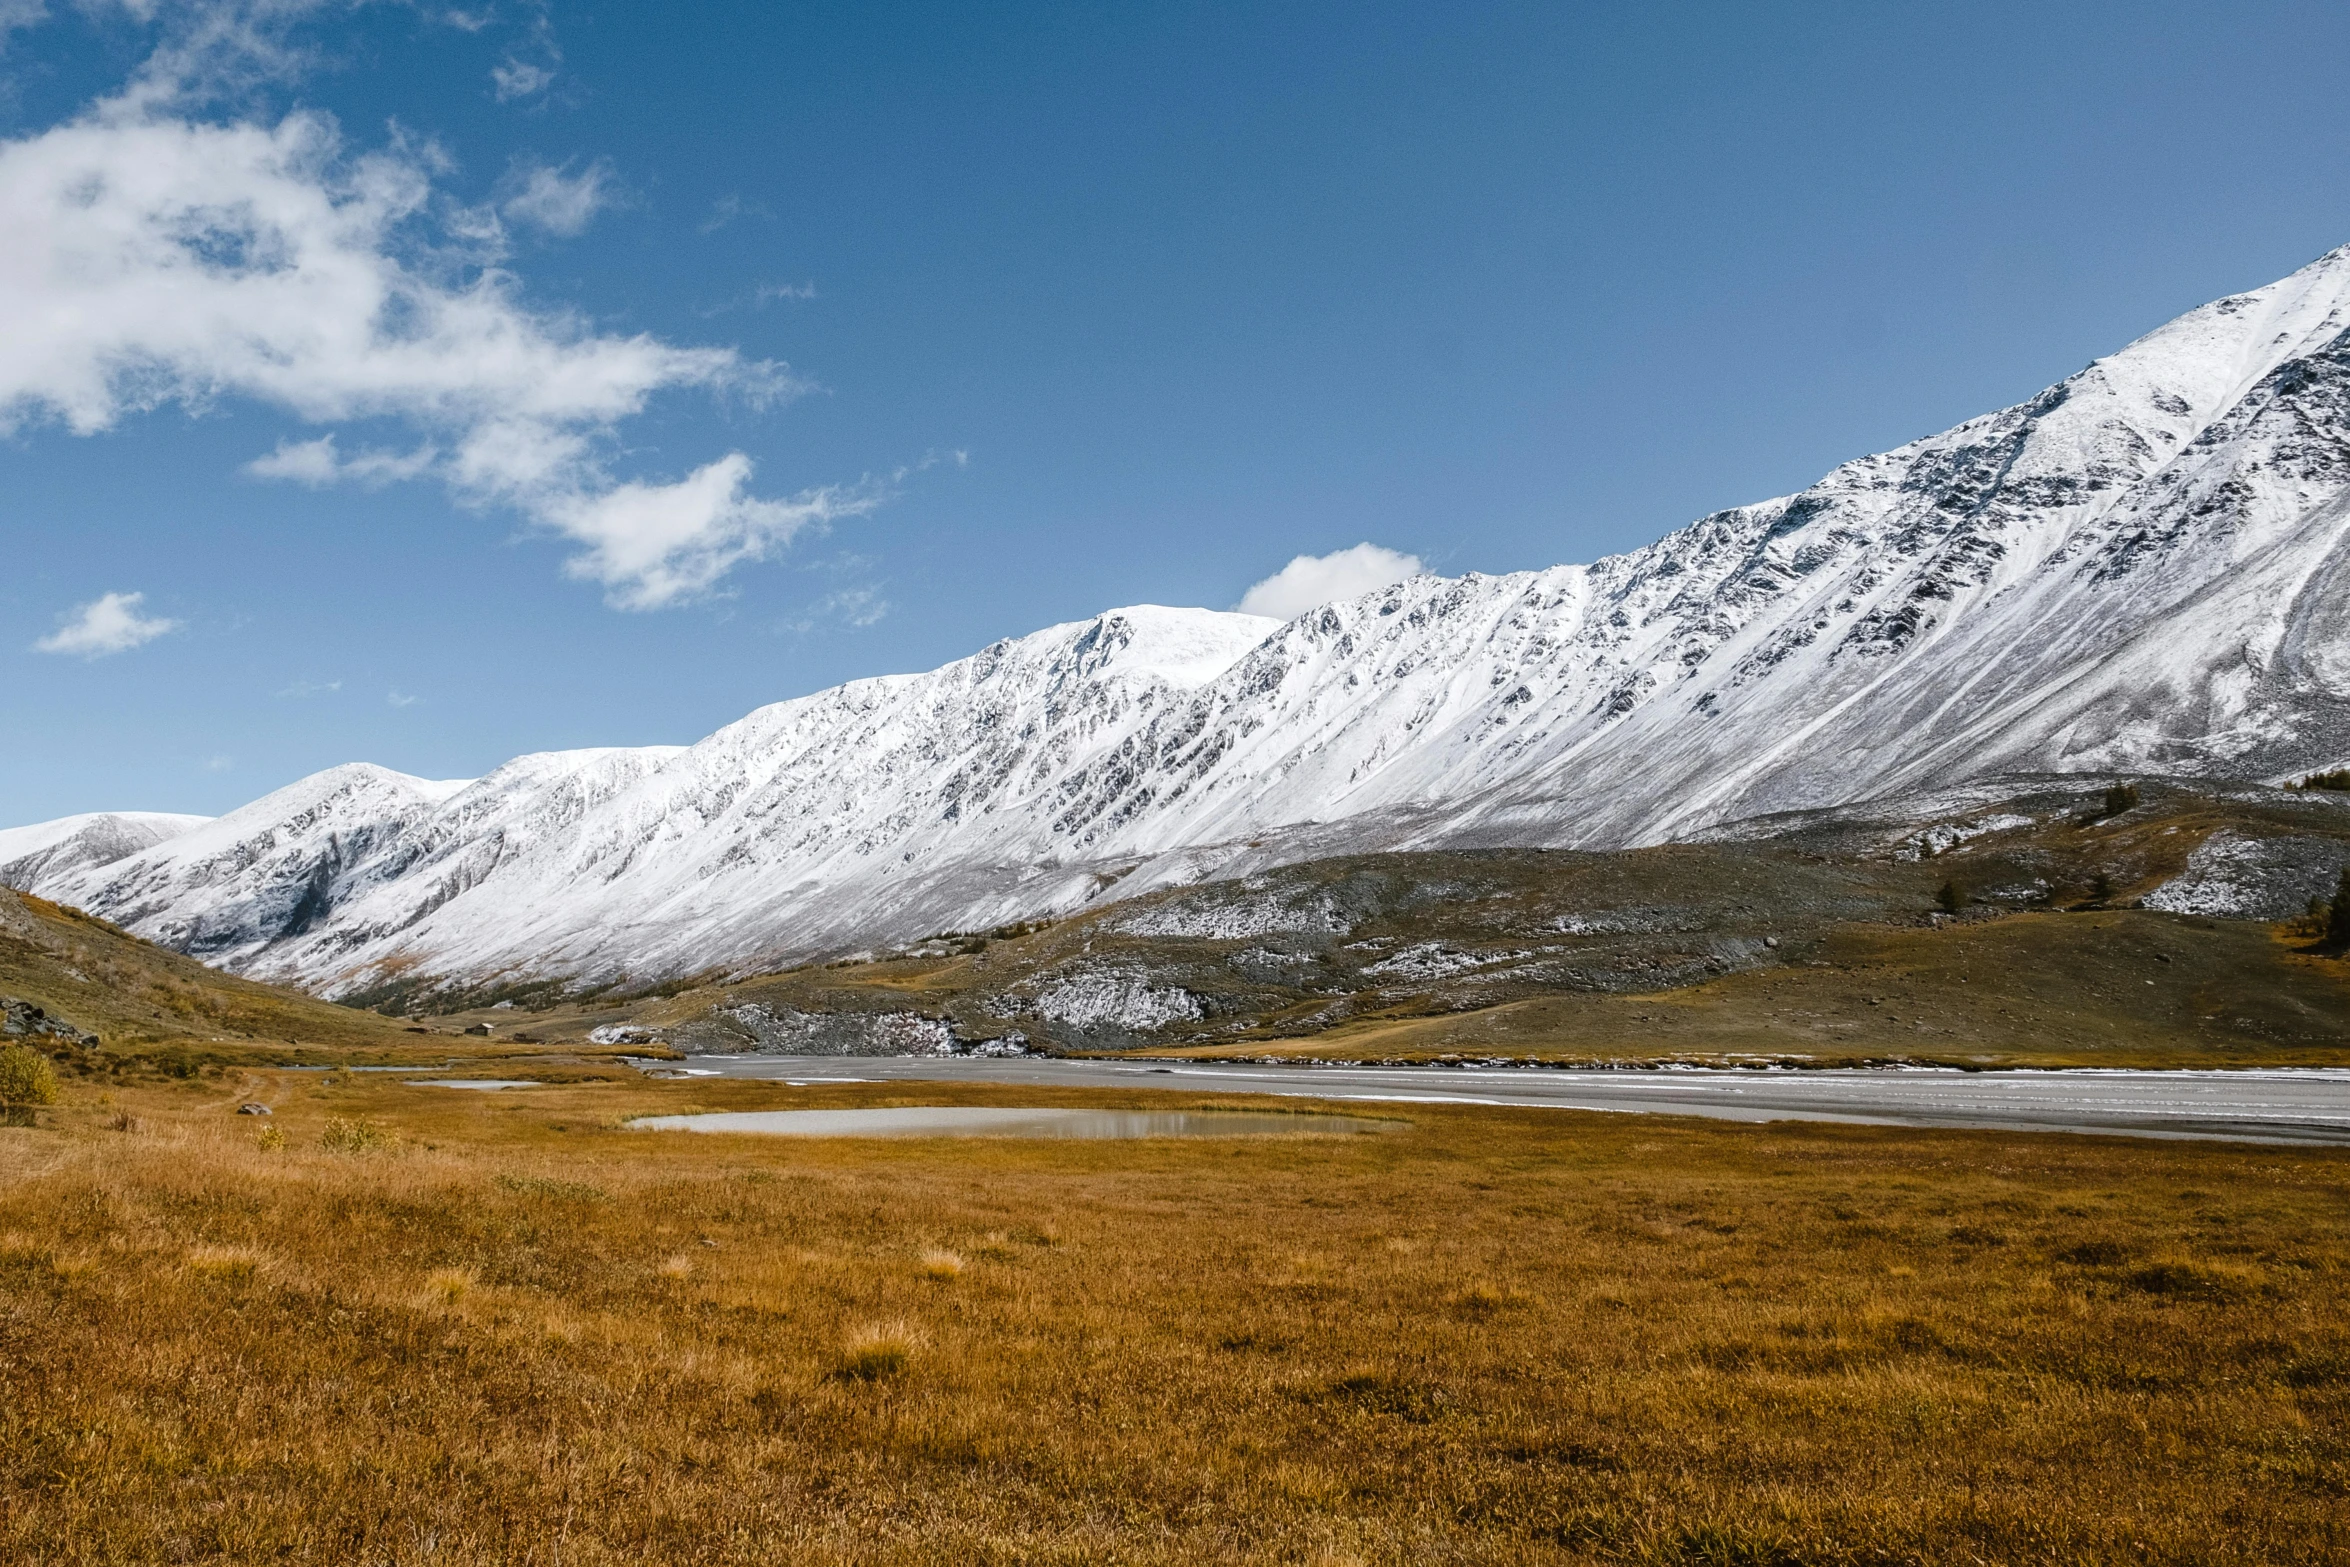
[12,246,2350,1001]
[0,811,211,892]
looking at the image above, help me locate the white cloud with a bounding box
[501,158,611,236]
[491,57,553,101]
[386,689,420,708]
[201,753,233,771]
[546,452,866,610]
[0,24,862,609]
[275,677,340,697]
[247,435,437,487]
[1237,543,1424,621]
[33,591,180,657]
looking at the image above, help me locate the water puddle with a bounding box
[407,1079,542,1091]
[627,1106,1396,1139]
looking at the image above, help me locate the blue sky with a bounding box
[7,0,2350,824]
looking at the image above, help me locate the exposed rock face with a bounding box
[2,997,97,1048]
[11,249,2350,998]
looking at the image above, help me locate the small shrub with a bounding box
[0,1046,59,1123]
[1935,880,1966,915]
[256,1124,285,1152]
[318,1117,389,1154]
[2328,867,2350,949]
[917,1248,966,1282]
[2101,782,2141,818]
[2089,872,2116,904]
[834,1323,919,1382]
[106,1109,142,1134]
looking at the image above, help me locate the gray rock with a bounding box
[236,1103,272,1116]
[1,997,98,1049]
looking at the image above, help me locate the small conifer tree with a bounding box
[2090,872,2115,903]
[2329,867,2350,949]
[1936,880,1965,915]
[2102,782,2140,818]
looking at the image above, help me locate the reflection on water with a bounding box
[407,1079,542,1090]
[628,1106,1395,1139]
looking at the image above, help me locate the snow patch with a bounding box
[2144,833,2349,919]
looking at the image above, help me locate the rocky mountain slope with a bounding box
[598,780,2350,1069]
[11,248,2350,1001]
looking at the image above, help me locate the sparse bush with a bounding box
[256,1124,285,1151]
[2329,867,2350,950]
[2090,872,2116,904]
[107,1110,142,1133]
[2101,782,2141,818]
[318,1116,389,1154]
[0,1045,58,1126]
[2294,769,2350,791]
[1935,880,1966,915]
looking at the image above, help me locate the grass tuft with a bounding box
[423,1266,474,1306]
[183,1245,260,1283]
[834,1322,920,1382]
[917,1247,965,1282]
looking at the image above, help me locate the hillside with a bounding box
[11,248,2350,999]
[484,781,2350,1070]
[0,884,444,1060]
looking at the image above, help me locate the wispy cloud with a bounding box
[490,0,560,102]
[33,591,180,657]
[490,57,552,100]
[781,584,891,635]
[700,193,770,234]
[386,689,421,708]
[0,4,869,609]
[201,753,233,772]
[500,157,615,236]
[1237,543,1424,621]
[275,678,342,698]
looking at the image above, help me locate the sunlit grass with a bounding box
[0,1067,2342,1564]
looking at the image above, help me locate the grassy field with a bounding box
[2,1066,2345,1564]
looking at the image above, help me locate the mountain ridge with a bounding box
[11,246,2350,1001]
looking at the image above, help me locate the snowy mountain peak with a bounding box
[0,811,211,892]
[12,247,2350,998]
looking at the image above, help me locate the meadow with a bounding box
[1,1065,2344,1564]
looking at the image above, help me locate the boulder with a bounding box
[1,997,97,1049]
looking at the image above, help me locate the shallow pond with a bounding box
[627,1106,1396,1139]
[407,1079,542,1091]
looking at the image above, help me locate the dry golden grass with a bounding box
[0,1069,2344,1564]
